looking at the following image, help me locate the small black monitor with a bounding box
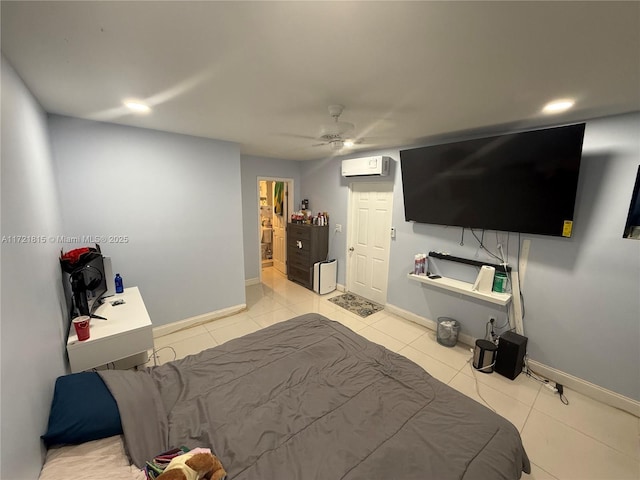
[60,246,108,329]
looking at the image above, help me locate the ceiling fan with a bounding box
[312,105,361,150]
[279,104,394,153]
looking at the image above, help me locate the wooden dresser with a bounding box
[287,223,329,290]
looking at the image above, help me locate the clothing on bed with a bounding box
[100,313,530,480]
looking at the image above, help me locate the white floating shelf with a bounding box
[407,273,512,306]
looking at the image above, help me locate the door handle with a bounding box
[349,247,354,252]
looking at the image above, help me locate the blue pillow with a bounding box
[42,372,123,446]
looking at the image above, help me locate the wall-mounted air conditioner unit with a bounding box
[341,156,390,177]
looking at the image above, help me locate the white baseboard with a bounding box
[384,303,476,347]
[526,360,640,417]
[247,278,340,290]
[153,304,246,338]
[385,302,640,417]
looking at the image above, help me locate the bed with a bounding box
[41,313,530,479]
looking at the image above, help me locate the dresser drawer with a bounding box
[287,234,313,250]
[287,224,311,241]
[287,238,313,260]
[288,245,310,264]
[288,264,312,288]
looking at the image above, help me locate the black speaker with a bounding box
[495,331,528,380]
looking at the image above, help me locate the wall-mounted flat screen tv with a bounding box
[400,123,586,237]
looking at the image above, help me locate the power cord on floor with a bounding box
[149,346,177,366]
[467,349,496,413]
[557,384,569,405]
[524,355,569,405]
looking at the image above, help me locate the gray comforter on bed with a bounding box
[100,313,530,479]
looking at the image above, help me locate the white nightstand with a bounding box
[66,286,154,373]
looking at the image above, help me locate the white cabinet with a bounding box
[66,286,153,373]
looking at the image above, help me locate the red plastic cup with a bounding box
[72,316,90,341]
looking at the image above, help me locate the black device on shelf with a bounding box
[428,251,511,273]
[400,123,586,237]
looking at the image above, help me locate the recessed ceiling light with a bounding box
[343,140,355,148]
[124,101,151,113]
[542,99,575,114]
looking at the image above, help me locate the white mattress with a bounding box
[39,435,146,480]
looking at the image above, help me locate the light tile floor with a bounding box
[150,267,639,480]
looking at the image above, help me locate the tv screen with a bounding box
[400,123,586,237]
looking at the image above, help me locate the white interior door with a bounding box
[347,182,394,304]
[272,183,287,274]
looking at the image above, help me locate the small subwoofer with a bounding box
[495,331,528,380]
[473,339,497,374]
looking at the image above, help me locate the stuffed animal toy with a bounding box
[155,448,226,480]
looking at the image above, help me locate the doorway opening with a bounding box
[257,177,294,284]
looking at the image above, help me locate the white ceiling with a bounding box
[2,1,639,161]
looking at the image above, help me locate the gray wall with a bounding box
[300,112,640,401]
[240,155,301,281]
[1,56,67,480]
[48,116,246,327]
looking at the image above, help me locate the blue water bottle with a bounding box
[114,273,124,294]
